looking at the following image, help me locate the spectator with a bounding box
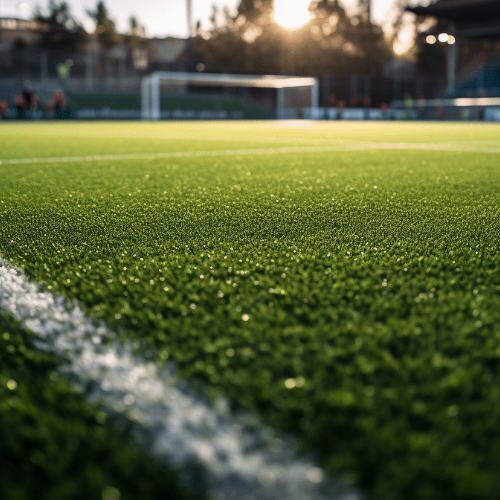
[22,81,35,109]
[0,100,8,119]
[379,102,390,119]
[338,99,346,120]
[54,90,66,112]
[15,94,26,119]
[31,93,40,111]
[46,99,55,115]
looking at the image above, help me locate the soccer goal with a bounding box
[141,71,320,120]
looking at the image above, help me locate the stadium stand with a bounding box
[454,64,500,97]
[402,0,500,120]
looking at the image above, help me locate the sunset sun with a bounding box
[274,0,312,30]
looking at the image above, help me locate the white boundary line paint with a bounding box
[0,142,499,166]
[0,258,359,500]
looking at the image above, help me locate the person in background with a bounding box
[22,81,35,110]
[338,99,346,120]
[53,89,67,118]
[21,81,42,114]
[379,102,390,119]
[15,94,26,119]
[45,98,55,116]
[54,89,66,110]
[0,100,8,119]
[31,93,40,112]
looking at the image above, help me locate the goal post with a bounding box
[141,71,320,120]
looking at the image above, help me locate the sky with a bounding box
[2,0,398,37]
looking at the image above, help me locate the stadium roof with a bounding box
[407,0,500,38]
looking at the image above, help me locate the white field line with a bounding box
[0,142,499,166]
[0,258,358,500]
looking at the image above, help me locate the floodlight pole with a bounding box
[447,26,457,95]
[447,43,457,95]
[186,0,193,71]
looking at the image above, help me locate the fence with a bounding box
[318,74,447,108]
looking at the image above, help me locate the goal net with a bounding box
[141,72,319,120]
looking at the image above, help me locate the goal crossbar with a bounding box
[141,71,320,120]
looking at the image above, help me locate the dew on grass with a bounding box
[6,379,17,391]
[123,394,135,406]
[307,467,324,484]
[102,486,121,500]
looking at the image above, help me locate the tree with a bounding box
[87,1,119,76]
[193,5,248,73]
[236,0,273,25]
[126,16,147,70]
[194,0,391,83]
[87,1,118,50]
[34,0,86,50]
[308,0,389,76]
[128,15,146,50]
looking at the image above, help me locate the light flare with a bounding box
[274,0,312,30]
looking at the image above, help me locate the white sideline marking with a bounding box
[0,142,499,166]
[0,258,358,500]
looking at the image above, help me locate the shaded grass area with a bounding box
[1,122,500,499]
[0,312,205,500]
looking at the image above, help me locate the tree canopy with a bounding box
[34,0,86,49]
[194,0,391,78]
[32,0,396,79]
[87,1,119,49]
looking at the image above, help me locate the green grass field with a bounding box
[1,121,499,500]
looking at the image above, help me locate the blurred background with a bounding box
[0,0,499,120]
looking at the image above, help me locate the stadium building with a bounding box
[393,0,500,119]
[408,0,500,40]
[0,14,187,118]
[408,0,500,96]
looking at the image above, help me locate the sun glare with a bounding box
[274,0,312,30]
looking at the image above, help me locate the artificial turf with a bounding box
[0,121,499,499]
[0,312,204,500]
